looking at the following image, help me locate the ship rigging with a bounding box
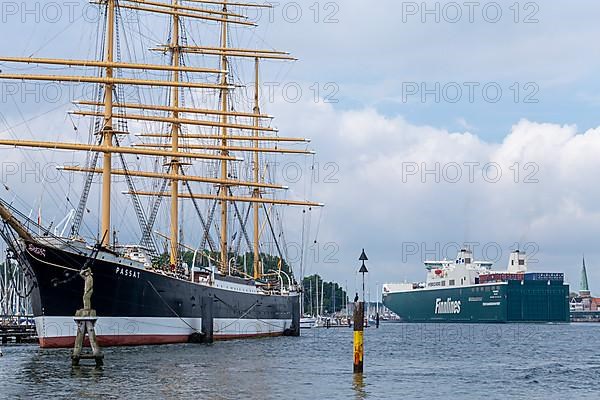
[0,0,321,277]
[0,0,323,347]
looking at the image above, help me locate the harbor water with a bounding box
[1,323,599,399]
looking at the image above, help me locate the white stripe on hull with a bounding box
[35,316,291,345]
[35,316,202,338]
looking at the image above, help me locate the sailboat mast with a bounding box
[321,279,324,315]
[101,0,115,247]
[315,276,319,317]
[376,284,379,314]
[219,0,229,273]
[309,279,312,315]
[252,58,260,280]
[332,284,335,313]
[169,0,181,266]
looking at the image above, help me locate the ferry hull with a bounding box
[24,241,300,348]
[383,281,570,323]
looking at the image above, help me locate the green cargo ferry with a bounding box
[382,249,569,323]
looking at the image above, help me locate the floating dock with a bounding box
[0,321,37,344]
[570,310,600,323]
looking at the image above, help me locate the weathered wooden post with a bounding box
[201,295,214,343]
[354,249,369,374]
[72,267,103,367]
[353,301,365,373]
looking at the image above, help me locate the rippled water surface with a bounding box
[1,323,599,399]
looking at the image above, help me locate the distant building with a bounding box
[592,298,600,311]
[570,257,600,318]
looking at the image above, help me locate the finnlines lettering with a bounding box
[434,298,461,314]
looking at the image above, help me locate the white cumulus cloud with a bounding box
[270,98,600,290]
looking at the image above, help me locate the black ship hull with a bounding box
[23,240,300,348]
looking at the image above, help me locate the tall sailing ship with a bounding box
[0,0,322,347]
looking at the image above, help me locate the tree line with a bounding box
[302,274,348,315]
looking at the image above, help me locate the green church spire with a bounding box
[580,256,590,295]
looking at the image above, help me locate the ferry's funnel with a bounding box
[507,250,527,273]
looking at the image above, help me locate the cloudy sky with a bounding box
[1,1,600,296]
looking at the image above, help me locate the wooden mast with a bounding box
[134,143,313,155]
[75,101,272,119]
[101,0,115,247]
[219,0,229,274]
[70,110,277,132]
[58,166,287,189]
[137,134,308,142]
[0,139,234,160]
[127,191,324,207]
[0,74,229,89]
[125,0,246,17]
[117,2,255,25]
[253,58,260,280]
[0,57,223,74]
[169,0,181,266]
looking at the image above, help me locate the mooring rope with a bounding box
[25,249,79,273]
[255,318,289,330]
[146,280,200,333]
[213,298,260,332]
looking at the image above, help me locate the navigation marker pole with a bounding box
[354,249,369,374]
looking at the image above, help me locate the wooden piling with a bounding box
[292,298,301,336]
[71,310,103,367]
[353,302,364,374]
[201,296,214,343]
[285,295,301,336]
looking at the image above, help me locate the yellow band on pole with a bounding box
[353,331,364,366]
[353,301,365,373]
